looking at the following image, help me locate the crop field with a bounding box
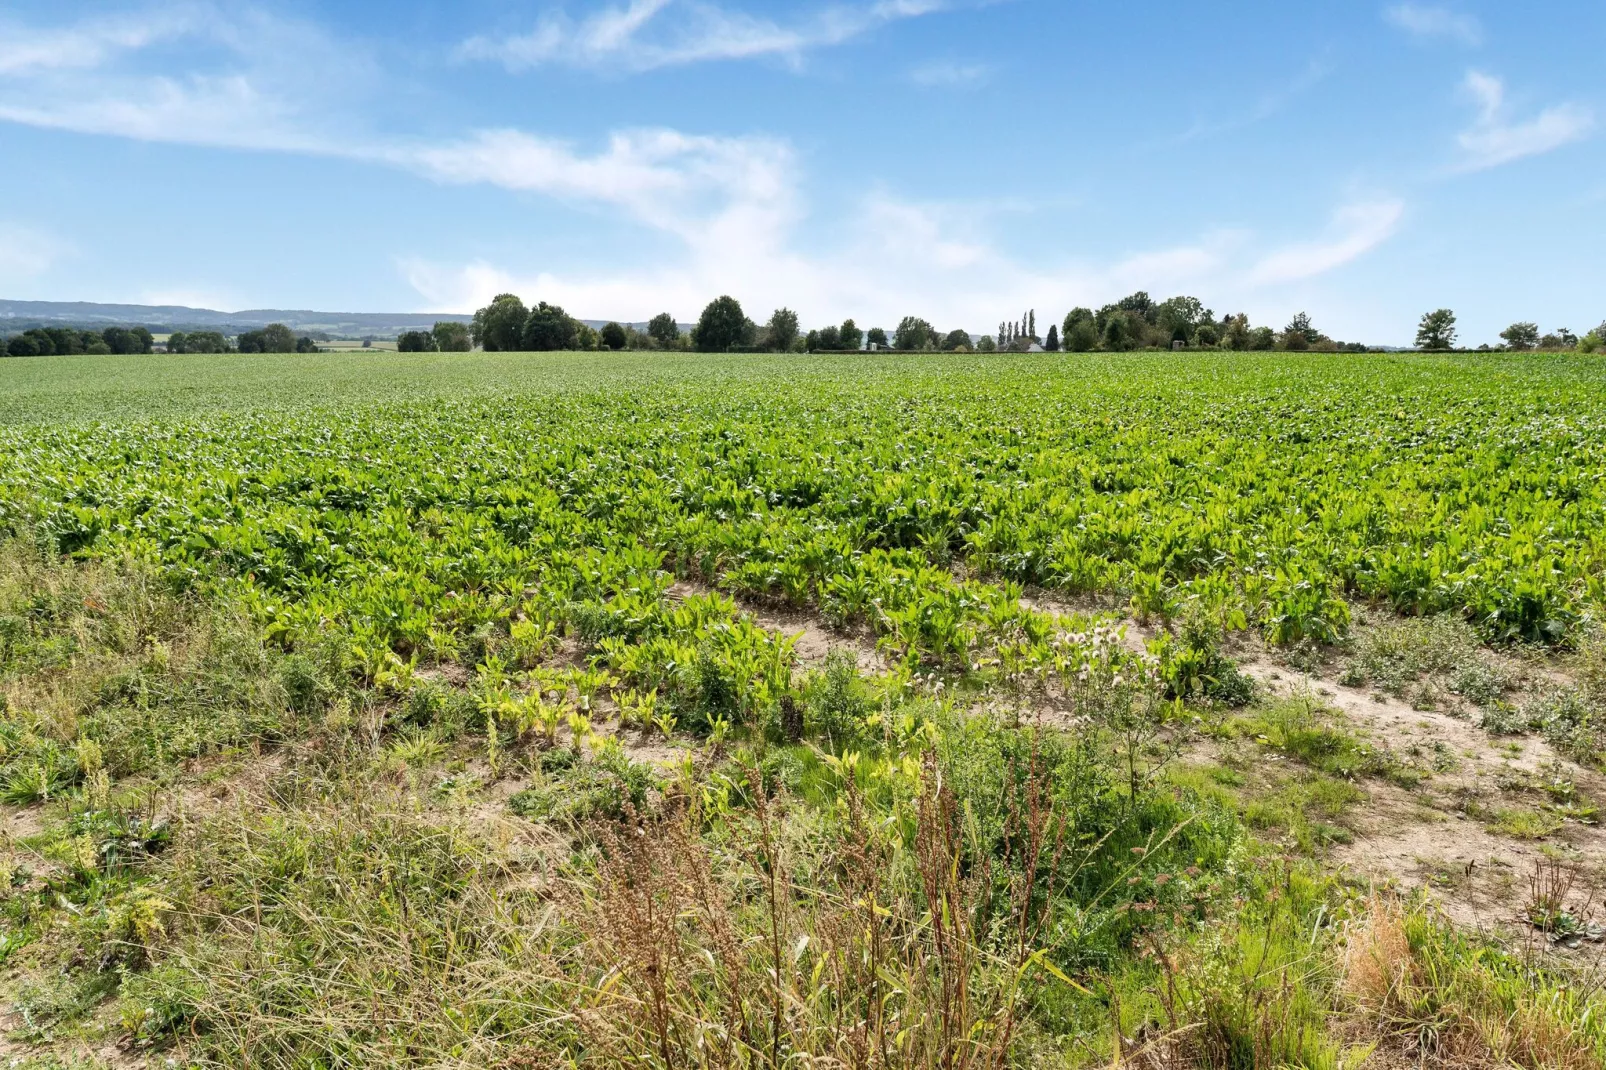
[2,349,1606,1069]
[3,350,1604,653]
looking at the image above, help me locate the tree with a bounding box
[647,313,680,348]
[1249,326,1276,351]
[397,330,437,352]
[576,324,599,350]
[977,335,996,353]
[1117,291,1155,317]
[1156,295,1205,343]
[940,328,970,351]
[1415,309,1457,351]
[167,332,187,354]
[600,322,628,350]
[1102,314,1131,351]
[131,327,154,354]
[765,308,800,353]
[866,327,888,348]
[1222,314,1251,351]
[6,335,40,357]
[177,330,228,353]
[1195,324,1219,347]
[893,316,934,350]
[1279,327,1310,352]
[260,324,296,353]
[1064,320,1098,352]
[235,324,296,354]
[1027,309,1036,340]
[472,294,528,352]
[838,319,863,351]
[1285,312,1319,346]
[817,325,842,350]
[43,327,83,355]
[1044,324,1060,351]
[1500,322,1540,350]
[804,329,820,352]
[433,321,472,352]
[295,336,318,353]
[524,302,580,351]
[693,296,747,352]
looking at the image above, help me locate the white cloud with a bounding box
[1456,71,1594,171]
[0,4,1403,333]
[0,5,372,152]
[398,187,1401,334]
[378,128,796,245]
[1384,4,1483,45]
[457,0,948,72]
[0,7,204,76]
[0,223,71,286]
[908,60,989,87]
[1246,200,1405,286]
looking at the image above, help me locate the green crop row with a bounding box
[0,352,1602,704]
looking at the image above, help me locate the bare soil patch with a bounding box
[1238,644,1606,952]
[669,579,886,672]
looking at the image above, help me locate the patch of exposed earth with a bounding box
[1241,655,1606,953]
[669,579,886,672]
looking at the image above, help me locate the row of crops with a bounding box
[1,352,1603,707]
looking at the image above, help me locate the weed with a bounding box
[1524,859,1602,944]
[1233,697,1421,787]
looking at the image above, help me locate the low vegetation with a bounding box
[2,350,1605,1066]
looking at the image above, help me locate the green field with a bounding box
[2,349,1605,1068]
[3,349,1603,650]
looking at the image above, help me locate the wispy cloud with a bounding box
[1247,200,1404,285]
[1456,71,1594,171]
[380,128,797,248]
[0,5,372,152]
[908,60,989,87]
[1383,4,1482,45]
[0,7,203,76]
[457,0,948,73]
[1174,59,1331,144]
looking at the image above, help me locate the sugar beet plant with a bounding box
[0,352,1603,718]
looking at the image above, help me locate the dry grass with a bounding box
[1342,894,1606,1069]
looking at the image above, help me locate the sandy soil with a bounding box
[1241,653,1606,951]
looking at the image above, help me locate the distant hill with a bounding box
[0,300,695,340]
[0,299,473,338]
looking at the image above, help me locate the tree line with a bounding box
[469,293,946,354]
[4,326,154,357]
[466,291,1381,355]
[11,301,1597,360]
[1042,297,1372,353]
[396,322,473,352]
[2,323,330,356]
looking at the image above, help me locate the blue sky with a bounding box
[0,0,1600,344]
